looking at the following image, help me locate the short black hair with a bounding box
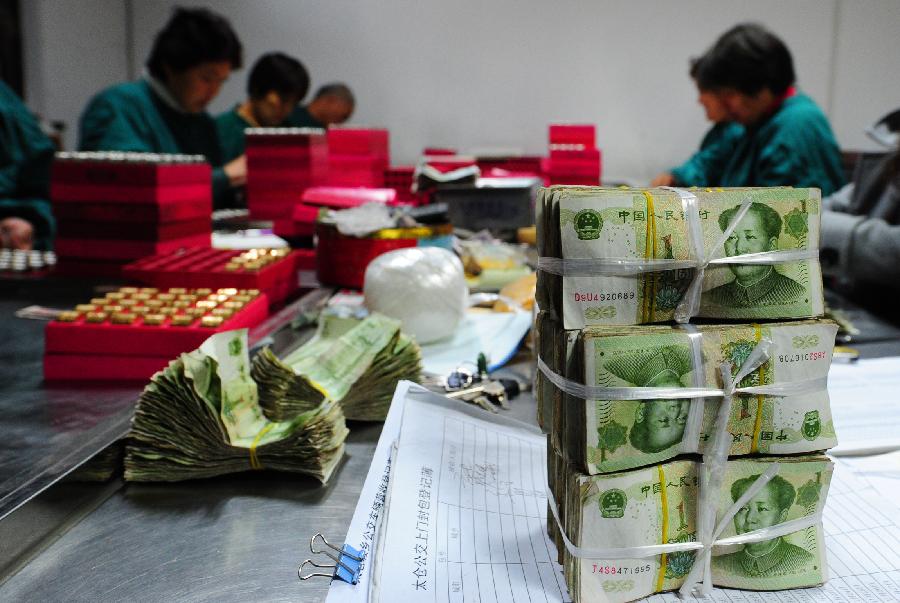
[719,202,783,240]
[695,23,795,96]
[147,7,242,79]
[313,83,355,106]
[731,474,796,513]
[247,52,310,100]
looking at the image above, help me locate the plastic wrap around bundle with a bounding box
[363,247,467,344]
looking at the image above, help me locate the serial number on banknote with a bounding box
[778,351,828,362]
[574,291,637,302]
[591,564,653,575]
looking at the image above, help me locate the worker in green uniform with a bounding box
[216,52,310,162]
[693,23,845,196]
[285,83,355,129]
[78,7,244,209]
[0,80,55,250]
[652,57,743,187]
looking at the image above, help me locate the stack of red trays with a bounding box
[123,247,314,307]
[383,166,418,203]
[245,127,328,221]
[544,124,602,186]
[280,186,399,239]
[326,127,390,187]
[51,152,212,277]
[44,286,269,381]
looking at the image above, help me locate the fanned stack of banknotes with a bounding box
[535,186,839,602]
[125,312,421,483]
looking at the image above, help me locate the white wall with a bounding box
[20,0,130,150]
[20,1,900,181]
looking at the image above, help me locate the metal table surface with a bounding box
[1,279,899,603]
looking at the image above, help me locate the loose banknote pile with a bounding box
[534,186,839,602]
[252,312,422,421]
[125,329,348,483]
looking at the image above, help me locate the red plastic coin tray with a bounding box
[52,158,211,187]
[55,233,212,261]
[123,247,301,306]
[45,289,269,359]
[52,197,211,224]
[548,124,596,147]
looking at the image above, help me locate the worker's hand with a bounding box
[0,217,34,250]
[650,172,676,187]
[224,154,247,188]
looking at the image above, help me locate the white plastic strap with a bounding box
[679,324,706,455]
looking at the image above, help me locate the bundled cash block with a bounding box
[534,186,838,602]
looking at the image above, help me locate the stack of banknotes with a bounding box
[535,186,839,602]
[125,329,349,483]
[252,312,422,421]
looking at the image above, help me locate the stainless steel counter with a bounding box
[1,278,898,602]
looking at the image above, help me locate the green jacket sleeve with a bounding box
[79,94,155,153]
[670,123,743,187]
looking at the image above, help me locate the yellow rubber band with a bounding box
[655,464,669,592]
[750,325,765,453]
[249,423,276,470]
[642,191,657,323]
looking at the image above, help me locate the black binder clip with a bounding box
[298,533,365,585]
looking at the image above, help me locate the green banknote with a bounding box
[252,312,422,422]
[536,186,824,328]
[538,312,838,474]
[125,329,348,483]
[549,449,832,603]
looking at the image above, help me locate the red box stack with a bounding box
[51,152,212,277]
[123,247,313,307]
[326,127,390,187]
[44,286,269,381]
[383,166,418,203]
[544,124,602,185]
[245,127,328,221]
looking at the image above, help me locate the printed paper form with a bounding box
[373,384,569,603]
[829,357,900,456]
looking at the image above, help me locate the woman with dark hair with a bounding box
[216,52,310,163]
[694,23,845,196]
[78,7,244,209]
[651,56,743,187]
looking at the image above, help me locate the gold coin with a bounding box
[142,314,165,325]
[232,294,251,303]
[172,300,190,309]
[246,289,261,297]
[132,293,152,301]
[75,304,96,313]
[223,300,244,310]
[201,315,224,328]
[111,312,136,324]
[170,314,193,326]
[119,298,137,307]
[131,306,149,315]
[138,287,158,294]
[196,300,217,309]
[169,287,187,295]
[211,308,233,319]
[225,263,240,272]
[85,311,107,323]
[158,307,176,316]
[90,297,107,305]
[103,304,123,313]
[195,288,212,296]
[120,287,139,294]
[105,292,126,301]
[157,293,175,302]
[186,307,206,318]
[217,288,238,296]
[177,293,197,301]
[57,311,79,322]
[145,299,164,308]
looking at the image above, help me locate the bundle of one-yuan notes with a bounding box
[252,312,422,422]
[534,186,838,602]
[126,329,348,483]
